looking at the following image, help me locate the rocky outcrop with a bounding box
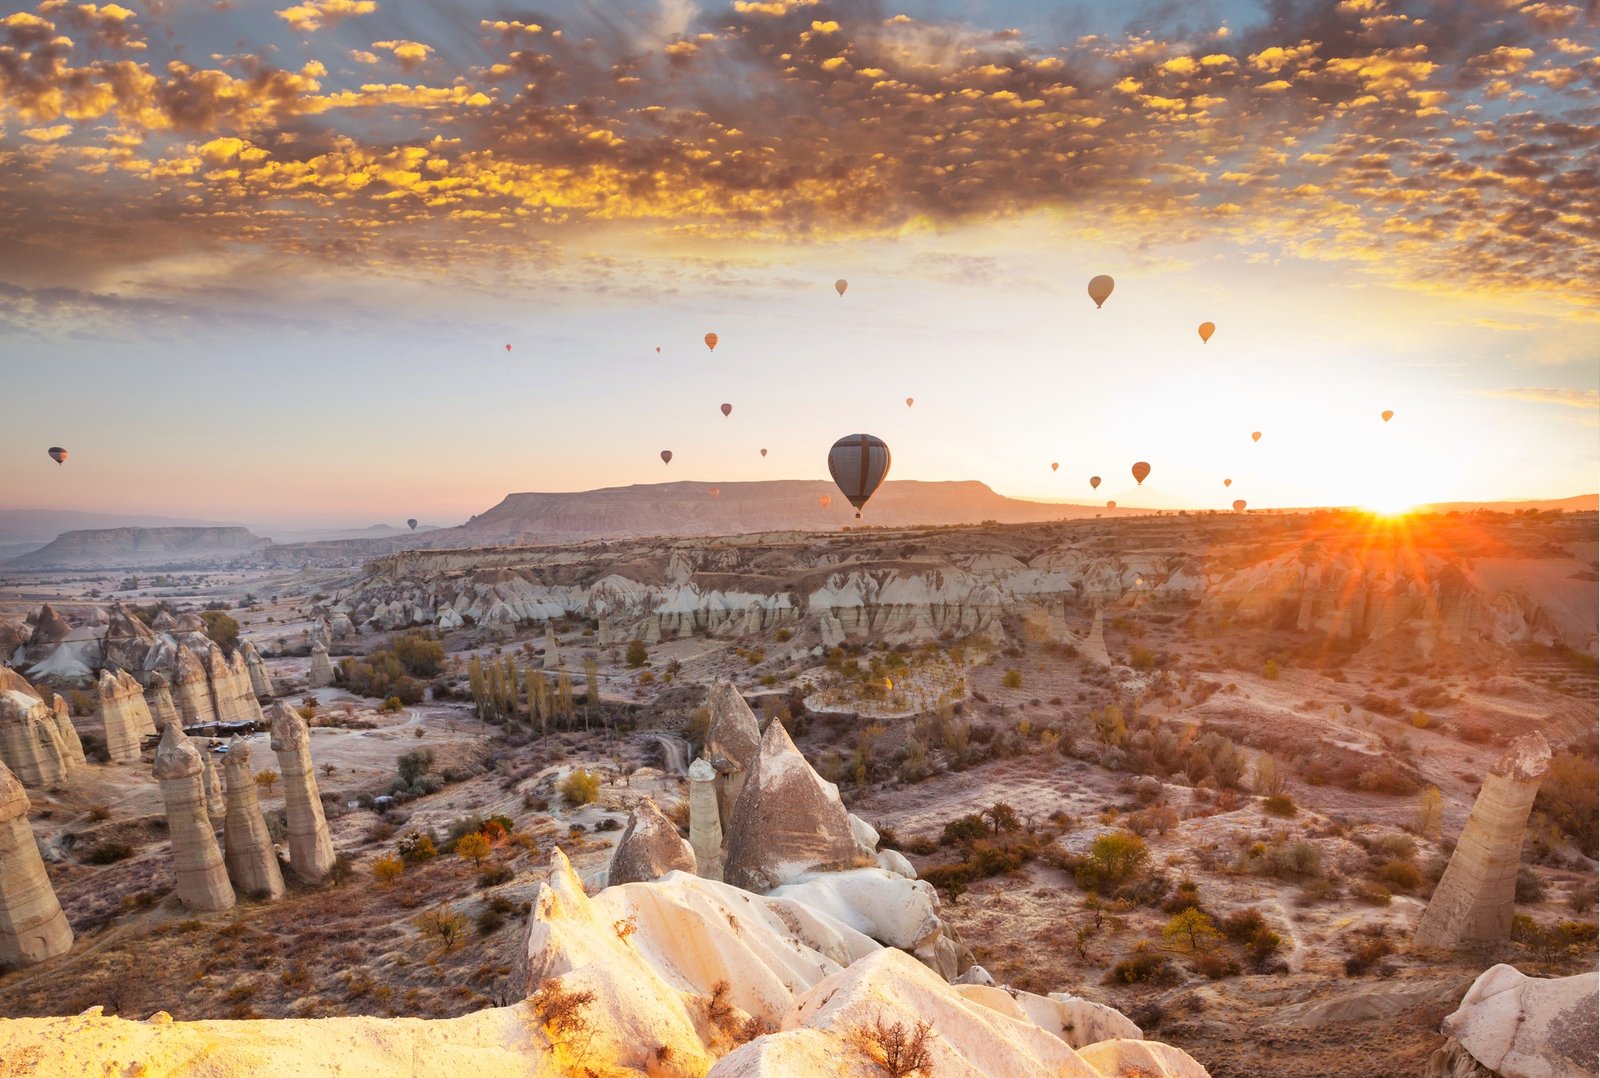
[1416,733,1551,950]
[688,757,723,880]
[221,737,285,901]
[172,645,219,728]
[205,645,261,725]
[98,668,153,760]
[704,679,761,827]
[607,798,695,886]
[49,695,85,767]
[201,746,225,820]
[541,626,561,670]
[241,640,273,699]
[0,760,73,966]
[1428,964,1597,1078]
[153,722,235,912]
[723,720,859,892]
[268,702,335,884]
[145,672,179,731]
[307,639,334,689]
[0,670,77,785]
[101,603,157,674]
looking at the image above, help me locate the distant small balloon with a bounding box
[1381,410,1394,422]
[1106,500,1116,509]
[504,344,511,352]
[48,446,67,465]
[704,332,718,352]
[1198,322,1215,343]
[1223,478,1232,488]
[905,397,914,408]
[1251,431,1262,443]
[720,402,732,417]
[709,486,720,499]
[407,518,418,531]
[1131,461,1151,486]
[760,448,768,457]
[1051,462,1059,472]
[1087,274,1115,309]
[660,450,673,465]
[819,494,831,509]
[1089,476,1101,490]
[1233,499,1247,512]
[835,279,848,297]
[655,346,661,353]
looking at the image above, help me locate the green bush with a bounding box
[625,640,649,668]
[392,632,445,677]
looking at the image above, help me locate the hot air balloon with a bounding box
[47,447,67,465]
[704,332,718,352]
[720,403,732,417]
[1131,461,1151,486]
[660,450,673,465]
[1223,478,1232,488]
[655,346,661,353]
[1232,499,1247,512]
[709,487,720,499]
[1251,431,1262,443]
[835,279,848,297]
[1051,462,1059,472]
[1381,410,1394,422]
[819,495,831,509]
[828,433,891,519]
[1106,500,1116,509]
[407,518,418,531]
[1198,322,1215,343]
[1090,476,1101,490]
[504,344,511,352]
[1087,274,1115,309]
[760,448,768,457]
[905,397,914,408]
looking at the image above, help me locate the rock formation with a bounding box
[688,757,723,880]
[1427,963,1597,1078]
[206,644,261,725]
[607,798,695,886]
[541,626,561,670]
[221,737,285,901]
[1081,607,1112,667]
[172,644,219,728]
[723,719,859,892]
[703,679,762,827]
[1415,733,1551,950]
[152,722,235,912]
[49,695,86,767]
[268,702,335,884]
[101,603,157,674]
[307,638,334,688]
[0,669,77,785]
[145,672,179,732]
[241,640,274,699]
[201,746,226,820]
[0,760,73,966]
[97,668,153,760]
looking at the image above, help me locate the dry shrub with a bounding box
[849,1013,936,1077]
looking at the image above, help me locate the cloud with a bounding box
[1477,387,1600,408]
[371,40,432,70]
[275,0,375,34]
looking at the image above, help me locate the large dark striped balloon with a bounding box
[828,434,891,519]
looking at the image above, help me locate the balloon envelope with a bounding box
[1198,322,1215,343]
[504,344,511,352]
[905,397,914,408]
[720,403,732,417]
[47,446,67,465]
[835,279,848,296]
[760,448,767,457]
[1233,499,1247,512]
[1087,274,1115,308]
[1089,476,1101,490]
[660,450,672,465]
[655,346,661,353]
[1381,410,1394,422]
[1051,462,1059,472]
[1251,431,1262,442]
[819,495,831,509]
[704,332,718,352]
[1223,478,1232,487]
[709,487,720,499]
[828,433,891,517]
[1106,500,1116,509]
[407,518,417,531]
[1131,461,1151,486]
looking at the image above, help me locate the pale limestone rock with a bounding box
[97,669,151,760]
[307,639,334,689]
[607,798,695,886]
[688,757,723,881]
[0,759,73,965]
[723,720,859,892]
[230,651,264,722]
[1435,964,1597,1078]
[201,746,225,820]
[436,606,464,632]
[597,617,613,646]
[704,679,761,826]
[102,603,157,674]
[818,614,845,648]
[145,672,179,732]
[152,722,235,912]
[205,645,257,726]
[1081,607,1112,667]
[643,613,662,644]
[0,670,74,785]
[1416,733,1551,950]
[268,702,335,884]
[221,737,285,901]
[173,644,219,728]
[49,694,86,767]
[541,626,562,670]
[241,640,274,700]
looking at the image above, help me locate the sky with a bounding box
[0,0,1596,529]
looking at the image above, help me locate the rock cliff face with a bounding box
[97,668,153,761]
[606,798,695,886]
[5,527,270,569]
[0,669,80,785]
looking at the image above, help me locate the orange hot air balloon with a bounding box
[47,446,67,465]
[1106,500,1116,509]
[760,448,768,457]
[905,397,914,408]
[709,487,720,499]
[819,494,831,509]
[1251,431,1262,443]
[1089,476,1101,490]
[1051,462,1059,472]
[720,403,732,417]
[704,332,718,352]
[1381,410,1394,422]
[1233,499,1247,512]
[1087,274,1115,308]
[1223,478,1232,487]
[1131,461,1151,486]
[1198,322,1215,343]
[835,279,848,297]
[660,450,673,465]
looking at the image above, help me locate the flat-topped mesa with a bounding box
[172,644,219,728]
[608,797,695,886]
[49,695,86,767]
[307,638,334,689]
[152,723,235,912]
[145,672,178,732]
[0,760,73,966]
[268,702,335,884]
[241,640,274,700]
[97,669,153,761]
[101,603,157,675]
[723,719,860,893]
[221,737,285,900]
[688,757,723,881]
[1416,732,1553,950]
[0,670,76,786]
[704,679,762,827]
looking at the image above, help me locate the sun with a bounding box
[1362,495,1416,518]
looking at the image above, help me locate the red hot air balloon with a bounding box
[1051,462,1059,472]
[720,403,732,418]
[828,433,891,519]
[1233,499,1247,512]
[1198,322,1215,343]
[760,448,767,457]
[655,346,661,353]
[1224,478,1232,487]
[660,450,673,465]
[505,344,511,352]
[819,495,831,509]
[1131,461,1151,486]
[1106,500,1116,509]
[47,447,67,465]
[704,332,718,352]
[905,397,914,408]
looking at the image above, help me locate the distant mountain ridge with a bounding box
[6,527,270,569]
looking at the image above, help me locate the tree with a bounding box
[254,769,279,796]
[1163,907,1221,953]
[201,610,240,653]
[1075,831,1149,893]
[560,769,600,806]
[1092,704,1126,749]
[1253,752,1287,797]
[417,904,468,951]
[397,748,433,784]
[467,656,488,719]
[1414,785,1443,840]
[455,831,491,866]
[392,632,445,677]
[556,671,574,727]
[623,640,649,672]
[583,657,601,733]
[373,855,404,884]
